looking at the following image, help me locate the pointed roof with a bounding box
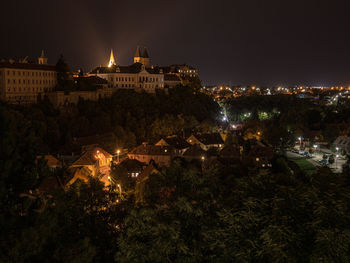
[40,50,46,58]
[108,49,116,67]
[142,47,149,58]
[71,147,112,166]
[134,46,141,57]
[183,144,206,158]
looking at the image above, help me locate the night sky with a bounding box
[1,0,350,86]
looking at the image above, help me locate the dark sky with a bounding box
[1,0,350,86]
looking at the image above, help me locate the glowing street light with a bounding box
[117,184,122,195]
[116,149,121,163]
[336,154,339,170]
[298,137,302,149]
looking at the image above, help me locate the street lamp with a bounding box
[336,154,339,170]
[116,149,121,163]
[117,183,122,195]
[298,137,302,150]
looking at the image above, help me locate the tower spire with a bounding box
[134,46,141,57]
[38,49,48,64]
[108,49,116,67]
[142,47,149,58]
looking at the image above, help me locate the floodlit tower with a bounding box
[134,46,142,63]
[141,47,150,67]
[108,49,116,67]
[38,50,48,64]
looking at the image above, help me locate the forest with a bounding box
[1,88,350,262]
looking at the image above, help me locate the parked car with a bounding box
[318,159,328,167]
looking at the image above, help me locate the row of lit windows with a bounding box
[178,69,196,73]
[139,76,163,82]
[143,84,161,89]
[109,84,136,88]
[6,87,54,93]
[110,76,135,82]
[108,83,163,89]
[7,79,56,85]
[107,76,163,83]
[1,70,56,77]
[180,74,196,78]
[7,95,37,101]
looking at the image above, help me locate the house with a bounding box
[155,136,191,156]
[333,136,350,154]
[117,158,147,178]
[219,144,241,162]
[137,163,160,183]
[135,163,162,203]
[73,132,117,155]
[183,144,207,162]
[69,146,113,184]
[244,140,274,167]
[187,133,224,150]
[37,154,61,171]
[128,143,174,167]
[164,74,181,88]
[65,166,92,186]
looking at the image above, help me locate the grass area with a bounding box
[289,157,316,176]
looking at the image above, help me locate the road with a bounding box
[287,149,345,173]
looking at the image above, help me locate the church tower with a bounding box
[108,49,116,67]
[38,50,48,65]
[134,46,142,64]
[141,47,151,67]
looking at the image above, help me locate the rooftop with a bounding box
[0,60,57,71]
[192,133,224,145]
[129,144,174,156]
[90,63,162,75]
[72,147,113,166]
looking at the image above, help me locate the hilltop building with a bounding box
[1,46,200,105]
[0,50,57,104]
[89,47,164,93]
[159,64,199,87]
[133,46,150,67]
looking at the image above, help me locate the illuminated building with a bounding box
[89,47,164,93]
[133,46,150,67]
[68,146,113,186]
[0,50,57,104]
[161,64,199,78]
[128,143,174,167]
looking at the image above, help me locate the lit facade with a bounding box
[89,48,164,93]
[0,51,57,104]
